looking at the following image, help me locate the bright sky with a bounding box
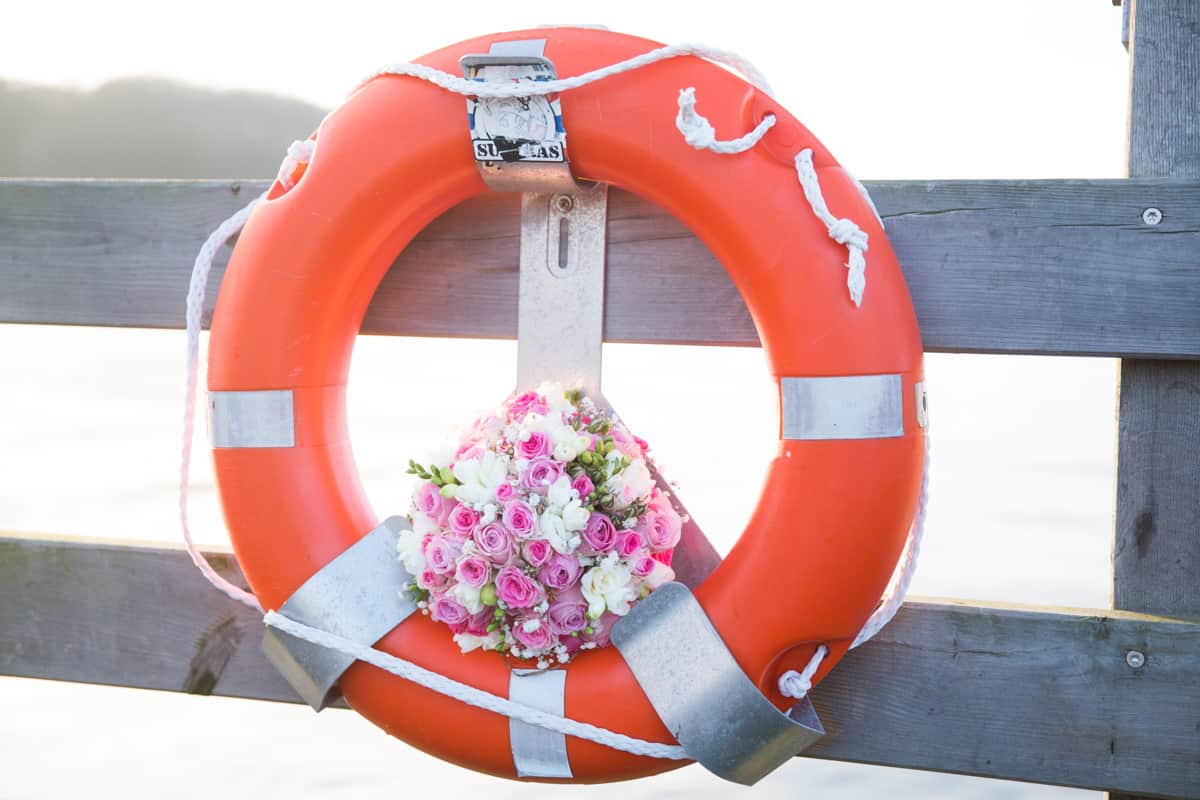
[4,1,1126,179]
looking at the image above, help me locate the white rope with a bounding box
[362,41,774,99]
[851,427,931,648]
[180,40,922,751]
[181,191,267,612]
[675,87,776,154]
[265,611,689,760]
[776,427,931,697]
[794,148,869,307]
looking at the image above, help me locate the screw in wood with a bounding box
[1125,650,1146,669]
[1142,207,1163,225]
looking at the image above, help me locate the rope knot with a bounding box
[828,217,868,251]
[675,87,717,149]
[276,139,316,190]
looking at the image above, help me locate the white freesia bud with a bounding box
[480,503,498,525]
[454,630,501,653]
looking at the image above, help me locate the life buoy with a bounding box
[208,27,924,783]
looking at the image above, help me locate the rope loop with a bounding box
[674,87,776,154]
[828,217,868,250]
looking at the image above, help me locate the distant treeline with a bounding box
[0,78,327,178]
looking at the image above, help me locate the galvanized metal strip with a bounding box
[460,39,577,193]
[208,389,295,448]
[516,188,608,397]
[508,668,573,778]
[260,516,416,710]
[780,374,905,440]
[611,582,824,785]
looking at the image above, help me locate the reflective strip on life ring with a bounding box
[208,27,924,783]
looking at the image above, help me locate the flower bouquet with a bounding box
[398,383,682,669]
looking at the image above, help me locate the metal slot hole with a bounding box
[557,216,570,271]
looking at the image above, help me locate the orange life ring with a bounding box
[209,26,924,783]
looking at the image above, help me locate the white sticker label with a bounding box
[467,63,566,164]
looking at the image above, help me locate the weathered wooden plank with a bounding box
[1,533,1198,797]
[1,178,1198,358]
[1112,6,1200,798]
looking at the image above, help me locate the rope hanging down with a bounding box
[178,40,927,756]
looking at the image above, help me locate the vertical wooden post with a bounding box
[1112,2,1200,797]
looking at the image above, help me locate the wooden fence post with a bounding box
[1112,2,1200,798]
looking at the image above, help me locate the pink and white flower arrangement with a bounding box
[398,382,681,668]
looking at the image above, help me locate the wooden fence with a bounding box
[1,1,1197,797]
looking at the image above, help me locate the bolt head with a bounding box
[1142,207,1163,225]
[1126,650,1146,669]
[553,194,575,214]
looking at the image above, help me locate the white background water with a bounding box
[2,1,1129,797]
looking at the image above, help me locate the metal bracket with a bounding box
[461,40,579,193]
[611,582,825,785]
[260,516,417,710]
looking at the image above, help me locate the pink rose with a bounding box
[571,473,595,499]
[455,443,486,463]
[581,512,617,554]
[615,529,645,559]
[640,511,681,552]
[610,427,643,458]
[631,554,656,578]
[473,522,514,564]
[418,567,449,591]
[455,555,491,588]
[538,552,582,590]
[522,538,553,567]
[495,565,543,609]
[516,431,551,460]
[502,499,537,539]
[521,458,563,492]
[495,482,516,502]
[415,481,447,523]
[448,504,480,538]
[429,594,469,625]
[507,391,543,421]
[547,587,588,636]
[465,608,493,636]
[424,536,461,574]
[512,617,554,652]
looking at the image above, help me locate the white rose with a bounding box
[452,581,484,614]
[581,555,636,617]
[396,526,427,575]
[539,511,571,553]
[546,474,576,510]
[561,498,590,532]
[550,426,588,462]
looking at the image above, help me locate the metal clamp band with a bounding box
[460,40,579,193]
[261,516,417,710]
[781,374,905,440]
[208,389,295,448]
[611,582,824,785]
[509,668,573,778]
